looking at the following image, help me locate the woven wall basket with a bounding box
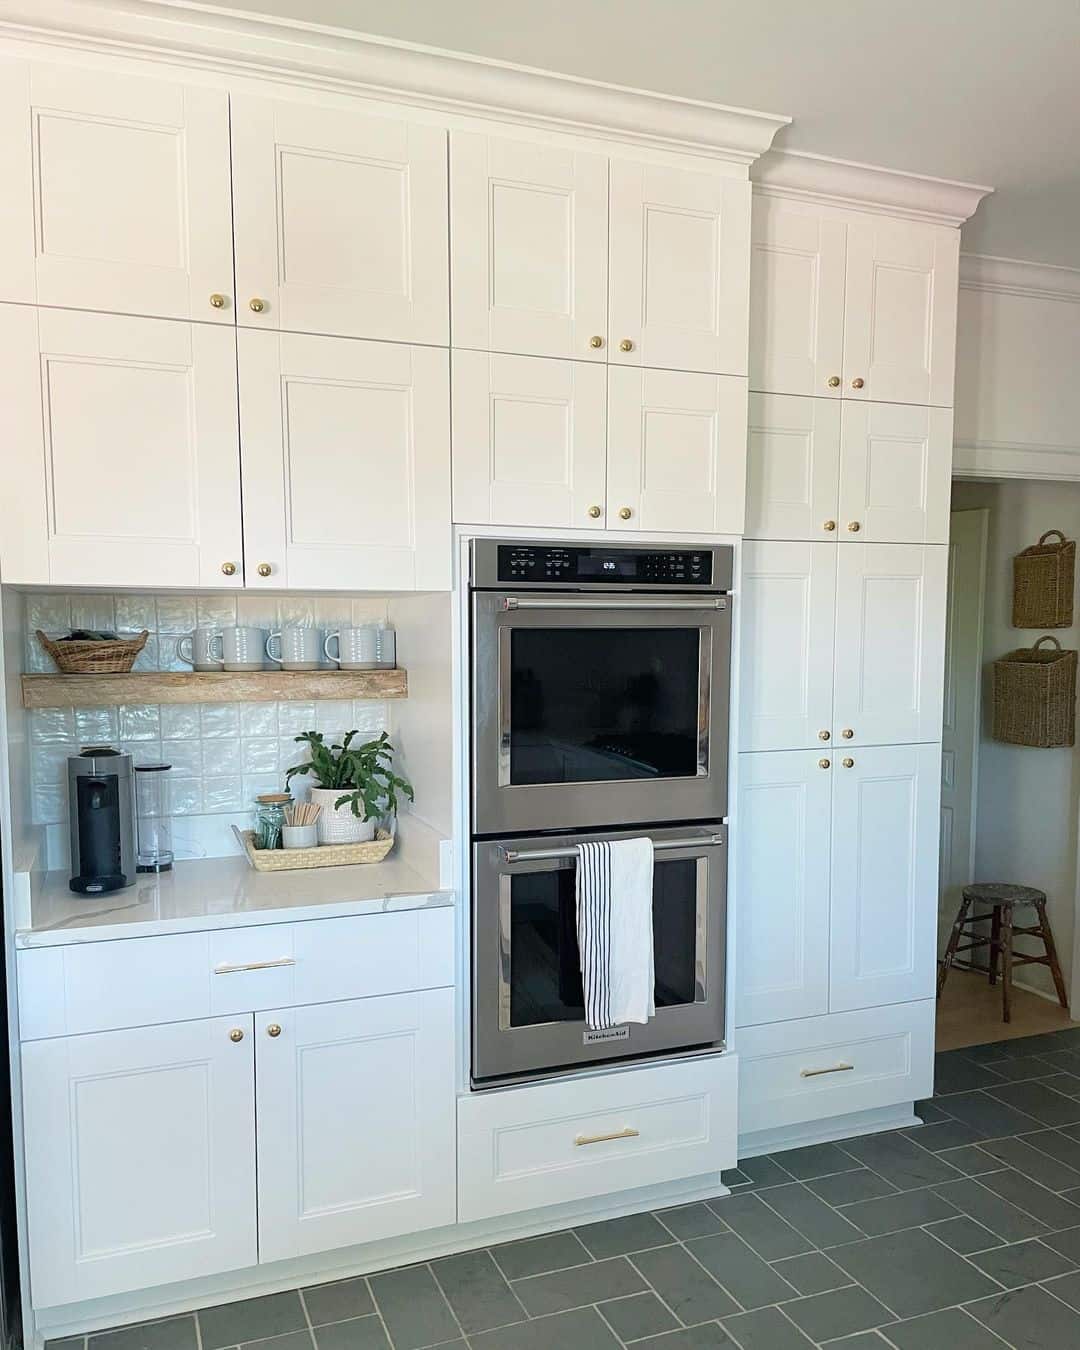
[992,635,1078,748]
[1013,529,1075,628]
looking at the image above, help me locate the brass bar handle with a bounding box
[800,1063,854,1079]
[214,958,296,975]
[574,1126,640,1147]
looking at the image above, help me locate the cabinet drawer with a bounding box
[737,1002,934,1137]
[458,1054,737,1222]
[18,907,454,1038]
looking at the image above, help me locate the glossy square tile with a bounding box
[160,706,200,741]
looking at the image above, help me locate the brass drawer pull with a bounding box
[214,958,296,975]
[574,1126,640,1147]
[800,1062,854,1079]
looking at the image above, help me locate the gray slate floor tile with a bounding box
[806,1169,897,1207]
[659,1202,728,1240]
[90,1321,198,1350]
[966,1283,1080,1348]
[753,1183,862,1248]
[769,1251,851,1296]
[987,1079,1080,1127]
[46,1340,85,1350]
[630,1243,741,1324]
[979,1165,1080,1228]
[1043,1225,1080,1263]
[826,1229,998,1318]
[489,1232,592,1280]
[935,1176,1050,1242]
[684,1233,796,1310]
[632,1326,735,1349]
[1041,1268,1080,1310]
[238,1334,314,1350]
[933,1053,1006,1095]
[721,1305,814,1349]
[720,1168,752,1188]
[768,1143,861,1181]
[936,1144,1000,1176]
[936,1089,1043,1139]
[968,1236,1076,1287]
[430,1249,524,1334]
[200,1296,307,1350]
[512,1256,644,1316]
[734,1156,795,1189]
[923,1214,1003,1255]
[839,1132,961,1190]
[916,1099,953,1123]
[311,1319,389,1350]
[882,1306,1007,1349]
[575,1212,674,1258]
[978,1054,1058,1082]
[368,1267,460,1350]
[980,1134,1080,1190]
[302,1279,375,1327]
[1020,1128,1080,1174]
[819,1335,889,1349]
[597,1292,678,1342]
[469,1306,621,1350]
[709,1192,814,1261]
[840,1187,956,1236]
[780,1285,894,1342]
[900,1120,983,1151]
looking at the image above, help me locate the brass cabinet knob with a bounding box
[851,377,865,389]
[587,505,602,519]
[209,293,227,310]
[229,1028,244,1043]
[221,561,237,576]
[267,1023,282,1038]
[589,335,604,349]
[818,730,831,741]
[841,728,854,739]
[847,521,861,533]
[818,758,831,769]
[827,375,841,388]
[842,757,855,768]
[249,297,266,313]
[618,507,632,521]
[257,562,272,577]
[619,339,634,352]
[823,520,837,532]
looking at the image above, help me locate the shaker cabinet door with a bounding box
[838,401,953,544]
[609,159,750,375]
[0,305,243,589]
[255,990,456,1263]
[232,95,448,344]
[451,132,608,361]
[0,60,233,322]
[238,330,450,591]
[745,393,841,541]
[22,1018,257,1308]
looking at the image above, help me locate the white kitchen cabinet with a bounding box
[256,990,455,1262]
[739,542,837,753]
[238,330,450,590]
[0,304,243,589]
[839,402,952,545]
[608,159,749,375]
[735,750,832,1027]
[745,393,841,540]
[0,61,233,322]
[829,743,941,1011]
[232,95,448,344]
[452,351,607,528]
[22,1017,257,1308]
[451,132,608,361]
[606,368,748,534]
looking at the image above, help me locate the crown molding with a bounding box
[959,253,1080,304]
[752,148,992,227]
[0,0,790,163]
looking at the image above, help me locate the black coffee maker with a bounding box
[67,748,137,894]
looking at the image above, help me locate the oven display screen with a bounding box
[496,544,711,585]
[577,553,639,578]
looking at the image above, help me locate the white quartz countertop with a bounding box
[17,848,451,948]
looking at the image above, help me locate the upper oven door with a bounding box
[472,591,732,834]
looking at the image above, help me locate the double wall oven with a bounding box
[470,540,734,1085]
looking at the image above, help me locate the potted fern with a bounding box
[285,730,414,845]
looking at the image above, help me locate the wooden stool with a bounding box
[937,883,1068,1023]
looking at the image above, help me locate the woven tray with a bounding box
[37,629,149,673]
[233,826,395,871]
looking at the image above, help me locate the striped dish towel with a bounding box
[575,838,656,1029]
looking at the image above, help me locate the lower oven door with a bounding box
[472,824,727,1085]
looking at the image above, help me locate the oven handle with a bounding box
[499,833,724,864]
[502,596,727,612]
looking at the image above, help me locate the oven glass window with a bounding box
[508,858,700,1028]
[509,628,701,785]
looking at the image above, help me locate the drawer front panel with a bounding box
[458,1054,737,1222]
[737,1001,933,1136]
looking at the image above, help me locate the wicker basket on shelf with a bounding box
[1013,529,1075,628]
[36,629,149,674]
[992,635,1077,748]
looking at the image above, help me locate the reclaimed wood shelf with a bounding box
[21,668,407,709]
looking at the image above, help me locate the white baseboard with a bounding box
[737,1103,919,1160]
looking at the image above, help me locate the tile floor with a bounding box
[49,1027,1080,1350]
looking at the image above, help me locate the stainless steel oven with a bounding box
[472,823,727,1084]
[471,540,733,836]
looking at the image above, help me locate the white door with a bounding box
[748,197,847,398]
[830,742,941,1011]
[0,305,243,589]
[606,368,748,534]
[451,132,608,360]
[22,1018,256,1308]
[739,541,837,752]
[839,402,953,544]
[0,61,232,322]
[608,159,749,375]
[238,331,450,590]
[452,351,607,529]
[833,544,948,747]
[736,749,832,1026]
[255,990,455,1263]
[232,95,448,344]
[842,217,959,407]
[745,393,841,541]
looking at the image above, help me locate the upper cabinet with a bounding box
[231,96,448,344]
[0,61,233,322]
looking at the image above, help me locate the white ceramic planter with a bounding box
[309,787,376,845]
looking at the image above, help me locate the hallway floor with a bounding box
[52,1027,1080,1350]
[936,967,1078,1052]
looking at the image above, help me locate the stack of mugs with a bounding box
[179,623,396,672]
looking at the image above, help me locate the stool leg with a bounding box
[1001,902,1014,1024]
[938,897,971,999]
[989,907,1001,985]
[1035,899,1070,1010]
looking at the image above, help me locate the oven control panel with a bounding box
[495,544,715,586]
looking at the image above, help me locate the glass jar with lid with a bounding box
[254,792,291,850]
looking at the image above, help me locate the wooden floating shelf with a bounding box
[21,668,408,710]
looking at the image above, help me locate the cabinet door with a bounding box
[0,61,232,322]
[830,743,940,1011]
[22,1018,256,1308]
[452,351,607,529]
[232,96,447,344]
[255,990,455,1263]
[609,159,749,375]
[451,132,607,360]
[745,393,841,541]
[748,198,847,398]
[740,541,837,752]
[1,305,243,589]
[239,331,450,590]
[842,218,959,407]
[839,401,952,544]
[736,750,832,1027]
[833,544,948,747]
[607,368,748,534]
